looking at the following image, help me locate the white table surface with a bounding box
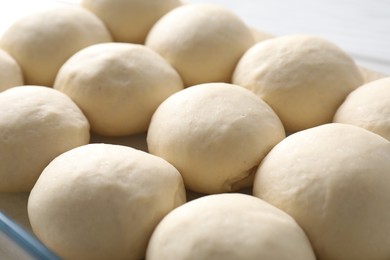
[0,0,389,75]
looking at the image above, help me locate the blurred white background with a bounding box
[0,0,389,74]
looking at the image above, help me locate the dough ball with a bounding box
[0,86,90,192]
[81,0,181,43]
[54,42,183,136]
[359,66,388,83]
[233,35,363,133]
[145,4,255,86]
[334,77,390,141]
[146,193,316,260]
[253,123,390,260]
[251,28,274,43]
[147,83,285,194]
[0,49,23,92]
[0,7,112,87]
[28,143,186,260]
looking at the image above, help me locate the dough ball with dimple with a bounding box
[0,49,23,92]
[233,35,363,133]
[81,0,181,43]
[145,4,255,86]
[54,42,183,136]
[146,193,316,260]
[147,83,285,194]
[0,7,112,87]
[253,123,390,260]
[0,86,90,192]
[334,77,390,141]
[28,143,186,260]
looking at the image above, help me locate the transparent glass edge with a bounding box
[0,211,60,260]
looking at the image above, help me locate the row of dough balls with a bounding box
[27,142,317,260]
[1,82,388,259]
[1,1,386,137]
[0,1,389,260]
[27,123,390,260]
[149,122,390,260]
[1,85,388,260]
[4,75,389,194]
[3,75,389,193]
[0,3,253,88]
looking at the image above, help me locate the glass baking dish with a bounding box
[0,211,60,260]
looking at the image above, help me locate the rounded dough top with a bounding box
[145,3,255,86]
[147,193,316,260]
[54,42,183,136]
[81,0,181,43]
[0,49,23,92]
[334,77,390,141]
[147,82,285,194]
[28,143,186,260]
[253,123,390,260]
[0,6,112,87]
[0,86,90,192]
[233,34,363,133]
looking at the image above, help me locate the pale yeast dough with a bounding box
[253,123,390,260]
[233,35,363,133]
[145,4,255,86]
[28,144,186,260]
[81,0,181,43]
[0,49,23,92]
[0,86,89,192]
[54,42,183,136]
[147,194,316,260]
[0,7,112,87]
[334,77,390,141]
[147,83,285,194]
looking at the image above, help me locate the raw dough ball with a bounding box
[147,83,285,194]
[359,66,388,83]
[145,4,255,86]
[251,28,274,43]
[233,34,363,133]
[334,77,390,141]
[253,123,390,260]
[146,193,316,260]
[81,0,181,43]
[28,143,186,260]
[0,49,23,92]
[0,86,90,192]
[0,7,112,87]
[54,42,183,136]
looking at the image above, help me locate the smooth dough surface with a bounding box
[253,123,390,260]
[81,0,181,43]
[334,77,390,141]
[233,34,363,133]
[0,7,112,87]
[145,4,255,86]
[0,86,90,192]
[146,193,316,260]
[54,42,183,136]
[0,49,23,92]
[147,83,285,194]
[28,143,186,260]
